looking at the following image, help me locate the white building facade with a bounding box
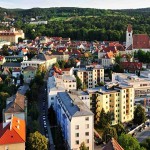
[56,92,94,150]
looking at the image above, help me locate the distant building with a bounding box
[0,116,26,150]
[47,73,76,108]
[30,21,48,25]
[76,64,104,88]
[0,40,11,48]
[3,92,27,122]
[56,92,94,150]
[126,24,150,52]
[21,60,45,73]
[23,66,37,83]
[112,73,150,98]
[0,28,25,43]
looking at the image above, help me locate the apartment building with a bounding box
[96,83,134,125]
[47,73,76,109]
[56,92,94,150]
[0,28,25,43]
[77,65,104,89]
[112,73,150,98]
[21,60,45,73]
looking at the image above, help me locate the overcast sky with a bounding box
[0,0,150,9]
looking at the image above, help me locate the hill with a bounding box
[0,7,150,41]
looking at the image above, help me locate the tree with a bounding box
[102,126,118,143]
[79,142,88,150]
[1,45,9,56]
[98,109,112,129]
[118,133,145,150]
[75,75,82,89]
[133,105,146,125]
[114,123,126,136]
[30,120,40,133]
[27,131,48,150]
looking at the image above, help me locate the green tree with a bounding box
[102,126,118,143]
[27,131,48,150]
[80,142,88,150]
[30,120,40,133]
[118,133,145,150]
[75,75,82,89]
[1,45,9,56]
[98,109,111,129]
[133,105,146,125]
[114,123,126,136]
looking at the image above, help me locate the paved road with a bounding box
[135,126,150,142]
[38,83,55,150]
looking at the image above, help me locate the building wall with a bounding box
[23,70,36,83]
[56,96,94,150]
[4,113,25,122]
[45,57,57,70]
[0,143,25,150]
[70,116,94,150]
[77,68,104,89]
[96,87,134,125]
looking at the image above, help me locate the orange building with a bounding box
[0,116,26,150]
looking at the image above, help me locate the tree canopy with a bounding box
[27,131,48,150]
[133,105,146,125]
[118,133,145,150]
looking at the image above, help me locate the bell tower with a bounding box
[126,24,133,49]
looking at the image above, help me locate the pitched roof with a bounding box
[133,34,150,49]
[102,138,124,150]
[5,93,26,113]
[23,66,36,72]
[0,116,26,145]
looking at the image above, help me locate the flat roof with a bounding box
[58,92,93,117]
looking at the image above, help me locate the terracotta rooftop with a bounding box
[133,34,150,49]
[102,138,124,150]
[0,116,26,145]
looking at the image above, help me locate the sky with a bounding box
[0,0,150,9]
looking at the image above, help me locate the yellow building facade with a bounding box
[96,85,134,125]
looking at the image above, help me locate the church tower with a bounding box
[126,24,133,49]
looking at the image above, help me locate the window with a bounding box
[51,97,54,100]
[75,133,79,137]
[85,132,89,136]
[85,124,89,129]
[75,125,79,129]
[86,139,89,143]
[85,117,89,121]
[69,85,71,87]
[75,140,79,145]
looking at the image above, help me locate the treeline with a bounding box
[0,7,150,41]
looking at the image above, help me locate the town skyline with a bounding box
[0,0,150,9]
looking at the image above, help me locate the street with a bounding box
[135,126,150,142]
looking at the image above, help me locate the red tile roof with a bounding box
[133,34,150,49]
[0,55,4,61]
[121,62,142,71]
[103,138,124,150]
[0,116,26,145]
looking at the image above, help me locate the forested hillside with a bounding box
[0,7,150,41]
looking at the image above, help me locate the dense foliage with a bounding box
[26,131,48,150]
[118,134,145,150]
[0,7,150,41]
[133,105,146,125]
